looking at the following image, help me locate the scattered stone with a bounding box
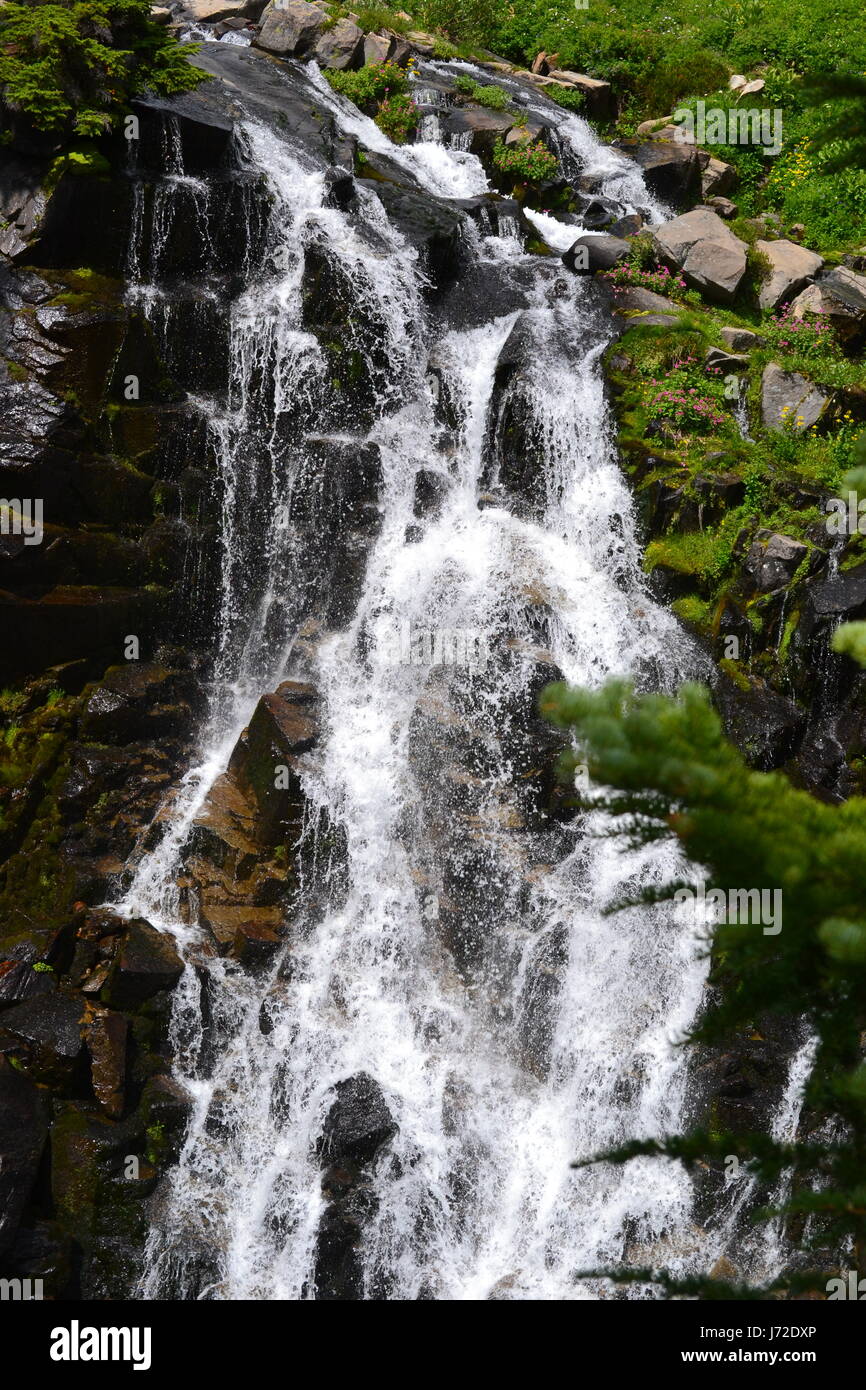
[760,363,829,433]
[635,116,675,137]
[653,207,748,303]
[363,32,393,65]
[701,155,736,198]
[756,239,824,311]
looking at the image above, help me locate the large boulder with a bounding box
[254,0,326,55]
[613,139,702,210]
[313,18,364,70]
[755,239,823,311]
[653,208,748,303]
[760,363,829,433]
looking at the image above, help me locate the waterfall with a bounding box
[109,63,772,1300]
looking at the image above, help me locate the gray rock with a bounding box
[254,0,326,55]
[760,362,829,433]
[787,281,862,342]
[363,31,394,65]
[706,195,737,219]
[563,234,630,273]
[745,530,808,592]
[653,207,748,303]
[756,238,823,311]
[313,17,364,70]
[720,325,760,351]
[705,346,750,374]
[701,155,736,198]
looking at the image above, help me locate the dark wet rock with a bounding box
[362,178,465,296]
[101,920,183,1010]
[1,1218,74,1296]
[230,922,283,966]
[715,670,806,770]
[0,991,84,1084]
[0,958,57,1010]
[614,139,702,210]
[49,1100,152,1297]
[227,680,319,844]
[805,562,866,621]
[0,587,165,684]
[745,531,808,593]
[0,1060,49,1257]
[79,663,202,745]
[318,1072,398,1167]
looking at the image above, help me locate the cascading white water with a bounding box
[111,66,795,1300]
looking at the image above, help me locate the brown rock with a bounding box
[84,1005,128,1119]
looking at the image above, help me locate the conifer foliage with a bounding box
[0,0,200,140]
[541,644,866,1295]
